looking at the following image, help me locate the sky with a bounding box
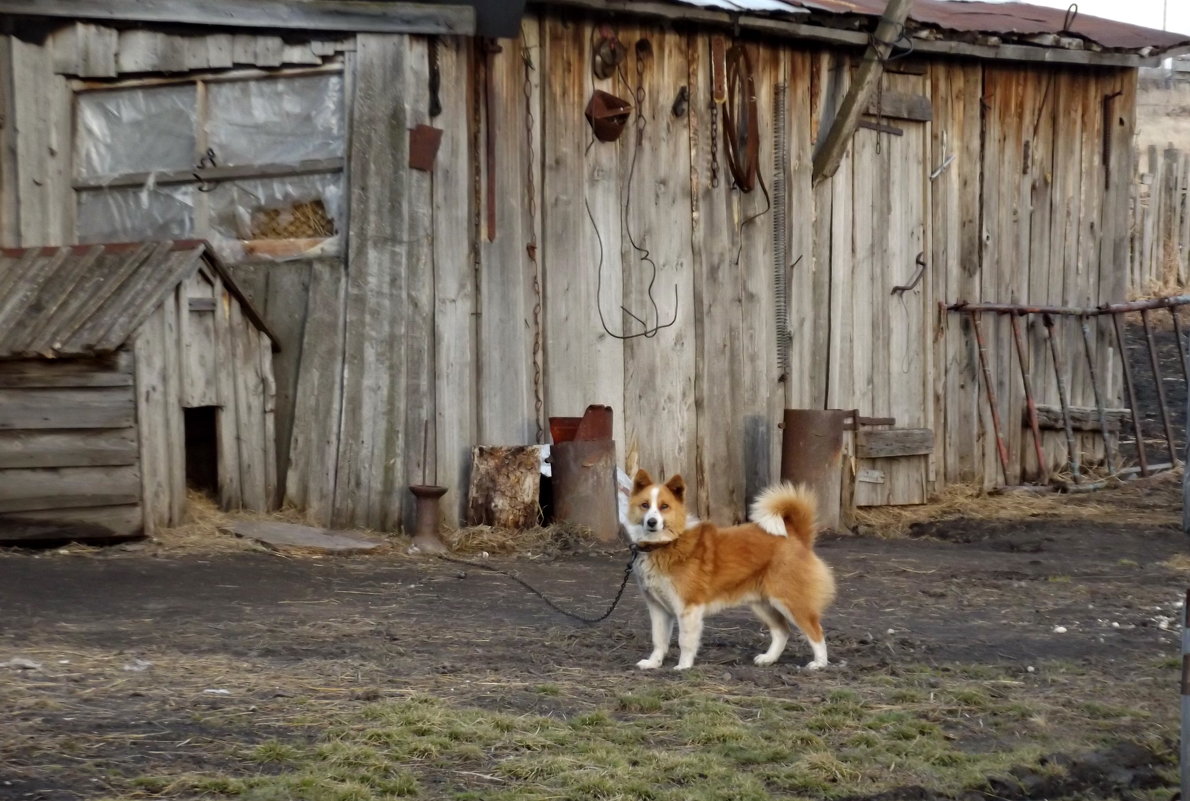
[974,0,1190,37]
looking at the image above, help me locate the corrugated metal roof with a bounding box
[610,0,1190,54]
[0,240,274,360]
[795,0,1189,52]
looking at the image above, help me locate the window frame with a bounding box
[71,61,346,259]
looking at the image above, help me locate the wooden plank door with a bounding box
[831,108,933,506]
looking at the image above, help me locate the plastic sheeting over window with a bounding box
[76,85,198,178]
[73,70,345,263]
[78,185,195,243]
[207,74,344,166]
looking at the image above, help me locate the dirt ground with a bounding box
[2,470,1189,801]
[3,318,1190,800]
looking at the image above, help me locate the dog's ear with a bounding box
[632,469,654,494]
[665,474,686,502]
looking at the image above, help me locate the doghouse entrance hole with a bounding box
[184,406,219,496]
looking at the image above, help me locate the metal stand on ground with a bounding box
[1182,588,1190,801]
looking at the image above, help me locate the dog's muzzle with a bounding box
[644,515,662,532]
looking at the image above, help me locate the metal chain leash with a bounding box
[710,102,721,189]
[436,549,638,625]
[522,42,545,445]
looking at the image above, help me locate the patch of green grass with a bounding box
[247,741,302,764]
[534,683,561,696]
[105,663,1173,801]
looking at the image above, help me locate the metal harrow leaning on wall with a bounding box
[947,295,1190,490]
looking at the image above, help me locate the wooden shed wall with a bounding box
[0,351,142,538]
[0,15,1139,529]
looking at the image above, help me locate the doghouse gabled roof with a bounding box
[0,240,276,360]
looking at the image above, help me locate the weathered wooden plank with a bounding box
[116,29,163,73]
[620,24,697,490]
[9,38,71,246]
[477,22,539,448]
[785,49,819,410]
[1031,404,1129,432]
[0,428,138,469]
[0,35,18,248]
[0,492,139,514]
[541,16,625,473]
[0,386,135,430]
[432,33,477,526]
[0,504,142,540]
[398,35,434,532]
[50,23,118,77]
[0,463,139,512]
[865,89,932,122]
[231,301,267,511]
[283,260,345,524]
[211,274,242,510]
[856,428,935,458]
[254,35,285,68]
[224,520,384,554]
[687,30,744,520]
[181,273,218,408]
[132,306,169,533]
[7,246,105,358]
[739,41,784,502]
[0,352,132,388]
[162,287,186,524]
[234,259,315,505]
[206,33,234,69]
[930,62,984,486]
[334,36,410,530]
[259,328,278,510]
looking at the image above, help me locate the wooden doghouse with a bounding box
[0,241,278,543]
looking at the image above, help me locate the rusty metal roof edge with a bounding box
[534,0,1188,63]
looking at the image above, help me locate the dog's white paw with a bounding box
[804,659,828,670]
[753,653,778,666]
[673,662,693,671]
[636,658,662,670]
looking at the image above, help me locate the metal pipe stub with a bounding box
[408,484,449,553]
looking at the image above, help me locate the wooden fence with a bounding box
[1132,145,1190,292]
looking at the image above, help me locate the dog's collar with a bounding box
[632,538,673,553]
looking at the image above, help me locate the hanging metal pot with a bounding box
[585,90,633,143]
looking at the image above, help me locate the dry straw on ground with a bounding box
[850,470,1182,537]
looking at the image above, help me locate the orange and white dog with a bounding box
[624,470,835,671]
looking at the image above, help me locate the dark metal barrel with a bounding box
[551,439,618,543]
[779,409,849,531]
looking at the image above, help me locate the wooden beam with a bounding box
[865,89,931,121]
[813,0,915,186]
[0,0,476,35]
[856,428,934,458]
[1031,404,1130,432]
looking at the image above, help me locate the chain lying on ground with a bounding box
[434,549,638,625]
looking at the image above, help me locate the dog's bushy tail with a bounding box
[749,483,819,546]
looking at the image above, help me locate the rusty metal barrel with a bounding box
[550,439,618,542]
[779,409,849,532]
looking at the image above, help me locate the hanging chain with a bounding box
[523,43,545,445]
[709,102,721,189]
[874,71,884,155]
[428,36,442,118]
